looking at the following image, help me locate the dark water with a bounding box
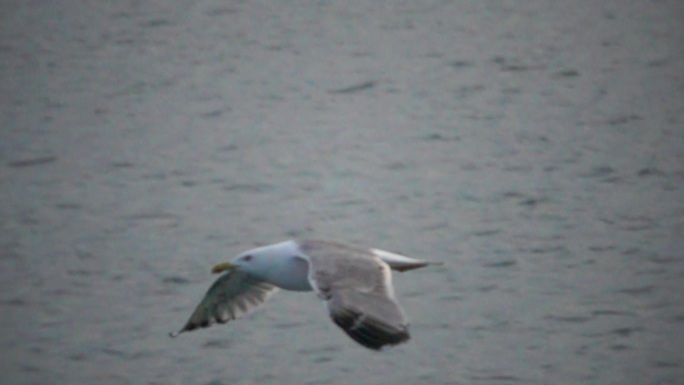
[2,1,683,384]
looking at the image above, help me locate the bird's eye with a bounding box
[243,255,253,262]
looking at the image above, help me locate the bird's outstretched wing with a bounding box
[170,270,278,337]
[300,239,410,350]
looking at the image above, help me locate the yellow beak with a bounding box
[211,262,235,274]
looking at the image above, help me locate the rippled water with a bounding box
[2,1,683,384]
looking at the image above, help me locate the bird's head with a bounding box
[211,252,257,274]
[211,240,300,279]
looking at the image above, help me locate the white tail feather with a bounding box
[371,248,442,272]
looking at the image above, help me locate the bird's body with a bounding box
[171,239,438,350]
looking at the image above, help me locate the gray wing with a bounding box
[170,270,278,337]
[300,240,410,350]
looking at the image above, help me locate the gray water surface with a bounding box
[2,1,683,384]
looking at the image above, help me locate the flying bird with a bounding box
[170,239,439,350]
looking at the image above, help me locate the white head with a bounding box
[211,240,311,290]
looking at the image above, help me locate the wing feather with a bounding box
[170,270,278,337]
[300,239,410,350]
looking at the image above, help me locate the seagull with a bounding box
[170,239,439,350]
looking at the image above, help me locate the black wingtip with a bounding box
[332,313,410,350]
[348,325,410,350]
[169,321,204,338]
